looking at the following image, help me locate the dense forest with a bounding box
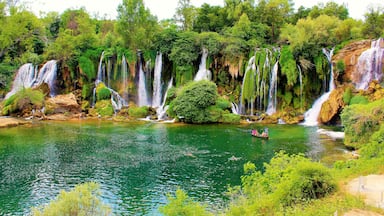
[1,0,383,122]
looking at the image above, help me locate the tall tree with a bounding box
[117,0,158,50]
[174,0,196,31]
[362,6,384,39]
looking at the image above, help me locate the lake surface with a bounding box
[0,120,345,215]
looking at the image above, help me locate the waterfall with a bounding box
[5,63,35,99]
[231,102,239,115]
[152,52,163,108]
[157,78,173,120]
[34,60,58,97]
[297,65,303,112]
[266,62,278,115]
[194,48,211,81]
[238,56,256,115]
[96,51,105,83]
[302,47,335,126]
[353,38,384,90]
[138,63,149,107]
[5,60,58,99]
[121,55,129,105]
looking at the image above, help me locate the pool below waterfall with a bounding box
[0,120,345,215]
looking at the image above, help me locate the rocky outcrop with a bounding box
[0,117,31,128]
[45,93,81,115]
[332,40,371,83]
[319,88,345,124]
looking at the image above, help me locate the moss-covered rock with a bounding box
[2,88,44,117]
[128,106,149,118]
[95,100,114,117]
[96,82,111,101]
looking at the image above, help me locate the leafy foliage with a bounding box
[2,88,44,115]
[128,106,149,118]
[31,182,111,216]
[280,46,298,87]
[96,82,111,101]
[159,189,212,216]
[95,100,114,117]
[349,95,369,105]
[341,98,384,148]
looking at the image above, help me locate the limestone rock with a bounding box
[45,93,81,115]
[0,117,31,128]
[332,40,371,83]
[319,88,345,124]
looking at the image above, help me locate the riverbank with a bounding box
[0,117,31,128]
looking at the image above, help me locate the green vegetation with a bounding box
[128,105,149,118]
[349,95,369,105]
[95,100,114,117]
[96,82,111,101]
[31,182,111,216]
[2,88,44,115]
[341,98,384,148]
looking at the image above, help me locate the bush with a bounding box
[2,88,44,115]
[360,124,384,159]
[341,98,384,148]
[171,80,218,123]
[227,152,336,214]
[95,100,114,117]
[342,87,352,105]
[31,182,111,216]
[96,82,111,101]
[349,95,368,105]
[215,97,231,110]
[159,189,212,216]
[221,113,241,124]
[128,106,149,118]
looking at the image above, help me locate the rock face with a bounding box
[0,117,31,128]
[332,40,371,83]
[45,93,81,115]
[318,88,345,124]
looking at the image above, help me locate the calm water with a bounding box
[0,120,345,215]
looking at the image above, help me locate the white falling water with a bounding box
[353,38,384,90]
[138,63,149,107]
[194,48,211,81]
[121,55,129,105]
[297,65,303,111]
[238,56,256,115]
[231,102,239,115]
[5,63,35,99]
[266,62,279,115]
[5,60,58,99]
[302,47,335,126]
[157,78,173,120]
[152,52,163,108]
[34,60,58,97]
[96,51,105,83]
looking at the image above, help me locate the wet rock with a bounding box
[319,88,345,124]
[45,93,81,115]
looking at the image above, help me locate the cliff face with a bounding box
[332,40,371,83]
[318,87,345,124]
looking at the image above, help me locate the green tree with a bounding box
[309,2,349,20]
[193,4,227,33]
[362,6,384,39]
[280,46,297,87]
[117,0,158,50]
[174,0,196,31]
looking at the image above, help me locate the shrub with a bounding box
[31,182,111,216]
[360,124,384,159]
[349,95,368,105]
[171,80,218,123]
[128,106,149,118]
[95,100,114,117]
[96,82,111,101]
[215,97,231,110]
[221,113,241,124]
[336,60,345,76]
[79,56,96,81]
[342,87,352,105]
[159,189,212,216]
[2,88,44,115]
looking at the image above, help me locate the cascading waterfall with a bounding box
[297,65,303,112]
[138,63,149,107]
[93,51,127,111]
[152,52,163,108]
[194,48,211,81]
[302,47,335,126]
[238,56,256,115]
[266,62,278,115]
[5,60,58,99]
[121,55,129,105]
[157,78,173,120]
[353,38,384,90]
[5,63,35,99]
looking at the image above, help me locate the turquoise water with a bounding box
[0,121,344,215]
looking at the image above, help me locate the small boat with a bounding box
[251,129,269,139]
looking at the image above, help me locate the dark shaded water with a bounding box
[0,120,345,215]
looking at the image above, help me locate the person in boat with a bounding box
[251,129,259,136]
